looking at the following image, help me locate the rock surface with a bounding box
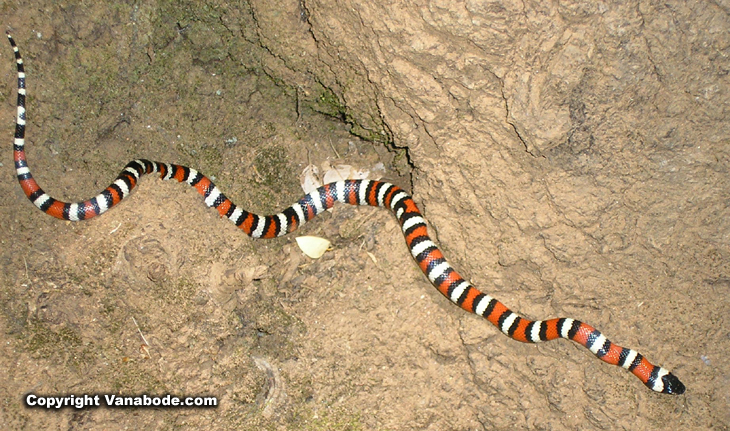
[0,1,727,429]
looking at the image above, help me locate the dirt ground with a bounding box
[0,1,728,430]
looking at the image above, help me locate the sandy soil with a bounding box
[0,1,728,430]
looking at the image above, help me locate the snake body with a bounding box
[7,33,684,394]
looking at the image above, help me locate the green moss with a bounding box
[150,276,198,307]
[312,86,347,119]
[177,143,224,178]
[24,320,82,358]
[349,121,391,145]
[109,364,169,394]
[308,84,392,145]
[290,404,364,431]
[252,146,292,194]
[99,297,126,334]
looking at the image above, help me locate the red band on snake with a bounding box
[7,33,685,394]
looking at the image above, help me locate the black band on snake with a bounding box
[7,33,684,394]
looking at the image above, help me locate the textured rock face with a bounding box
[268,2,726,429]
[1,1,728,430]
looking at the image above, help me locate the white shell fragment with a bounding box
[300,164,322,194]
[295,236,331,259]
[299,161,385,194]
[322,162,370,184]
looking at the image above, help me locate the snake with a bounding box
[6,33,684,395]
